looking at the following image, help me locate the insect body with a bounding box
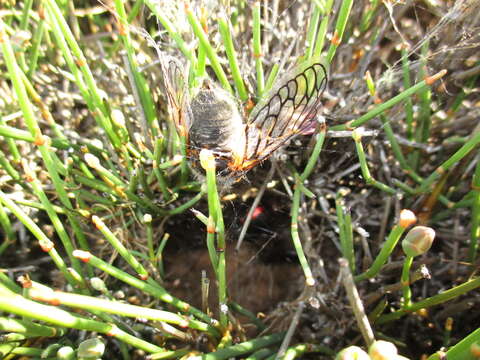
[189,85,246,173]
[159,55,328,178]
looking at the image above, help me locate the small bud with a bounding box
[90,277,107,293]
[73,250,92,262]
[402,226,435,257]
[335,346,370,360]
[369,340,398,360]
[90,139,104,149]
[111,109,126,128]
[84,153,100,169]
[39,239,54,252]
[143,214,152,223]
[399,209,417,228]
[77,337,105,358]
[113,290,125,299]
[220,303,229,315]
[57,346,75,359]
[78,209,91,218]
[445,317,453,332]
[471,341,480,358]
[91,215,104,230]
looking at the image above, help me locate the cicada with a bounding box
[159,55,328,178]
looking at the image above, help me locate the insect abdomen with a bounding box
[189,89,245,160]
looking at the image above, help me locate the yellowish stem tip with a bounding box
[352,127,365,142]
[199,149,216,172]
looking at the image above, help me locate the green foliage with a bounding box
[0,1,478,359]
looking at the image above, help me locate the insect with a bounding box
[159,54,328,179]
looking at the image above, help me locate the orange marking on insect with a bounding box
[230,151,244,169]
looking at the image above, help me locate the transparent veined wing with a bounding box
[242,62,328,169]
[158,54,192,139]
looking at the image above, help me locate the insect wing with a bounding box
[244,62,328,166]
[159,55,192,139]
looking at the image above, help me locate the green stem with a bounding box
[0,190,79,288]
[401,255,414,309]
[330,70,447,131]
[203,153,227,329]
[355,224,407,282]
[218,16,248,101]
[26,283,216,335]
[418,129,480,194]
[184,4,232,93]
[377,276,480,324]
[427,327,480,360]
[72,251,217,327]
[290,130,327,285]
[0,284,164,353]
[353,129,396,194]
[326,0,354,63]
[469,160,480,263]
[252,1,264,98]
[189,332,286,360]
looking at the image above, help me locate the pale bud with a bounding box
[111,109,126,128]
[335,346,370,360]
[57,346,75,359]
[90,277,107,293]
[77,337,105,358]
[402,226,435,257]
[369,340,398,360]
[84,153,100,169]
